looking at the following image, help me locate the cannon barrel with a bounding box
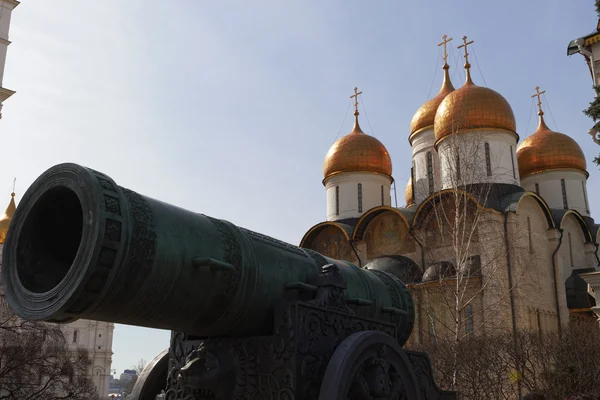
[2,163,414,341]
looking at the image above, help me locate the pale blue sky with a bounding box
[2,0,598,376]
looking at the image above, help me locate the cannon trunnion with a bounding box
[1,163,456,400]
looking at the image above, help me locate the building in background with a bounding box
[0,0,17,119]
[568,18,600,87]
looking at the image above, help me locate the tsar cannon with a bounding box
[1,163,456,400]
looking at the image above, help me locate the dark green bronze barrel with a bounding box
[2,163,414,343]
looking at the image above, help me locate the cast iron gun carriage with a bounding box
[1,163,456,400]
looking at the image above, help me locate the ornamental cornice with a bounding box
[580,271,600,290]
[584,33,600,46]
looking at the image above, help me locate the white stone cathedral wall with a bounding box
[324,172,391,221]
[512,196,558,332]
[410,128,441,202]
[476,212,515,333]
[438,130,519,189]
[521,170,590,216]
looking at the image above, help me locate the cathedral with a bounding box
[0,1,114,397]
[300,36,599,343]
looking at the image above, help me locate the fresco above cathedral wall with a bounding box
[363,211,415,259]
[413,195,481,251]
[309,226,356,263]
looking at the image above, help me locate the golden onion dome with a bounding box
[0,192,16,244]
[323,112,392,182]
[517,114,587,179]
[409,64,455,141]
[434,70,517,145]
[405,177,414,206]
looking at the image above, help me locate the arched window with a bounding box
[510,145,516,179]
[73,330,78,344]
[568,232,574,267]
[582,181,589,214]
[535,183,540,195]
[411,163,416,202]
[465,305,474,335]
[428,312,436,344]
[335,186,340,216]
[561,179,568,209]
[484,142,492,176]
[455,152,461,181]
[358,183,363,213]
[527,216,533,253]
[427,152,434,195]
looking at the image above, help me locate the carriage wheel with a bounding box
[318,331,420,400]
[129,349,169,400]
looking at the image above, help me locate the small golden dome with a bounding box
[517,115,587,179]
[405,177,414,206]
[323,112,392,182]
[0,192,16,244]
[409,65,455,141]
[434,72,517,144]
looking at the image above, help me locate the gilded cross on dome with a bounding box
[438,34,453,65]
[531,86,546,116]
[457,35,474,67]
[350,87,363,115]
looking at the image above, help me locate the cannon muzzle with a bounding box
[2,163,414,341]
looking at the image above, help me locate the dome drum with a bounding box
[438,130,520,188]
[325,172,392,221]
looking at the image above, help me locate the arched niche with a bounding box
[559,211,592,277]
[513,193,554,259]
[412,190,483,250]
[361,211,415,259]
[513,192,555,229]
[300,222,356,262]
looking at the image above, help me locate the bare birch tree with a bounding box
[0,276,99,400]
[408,130,534,390]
